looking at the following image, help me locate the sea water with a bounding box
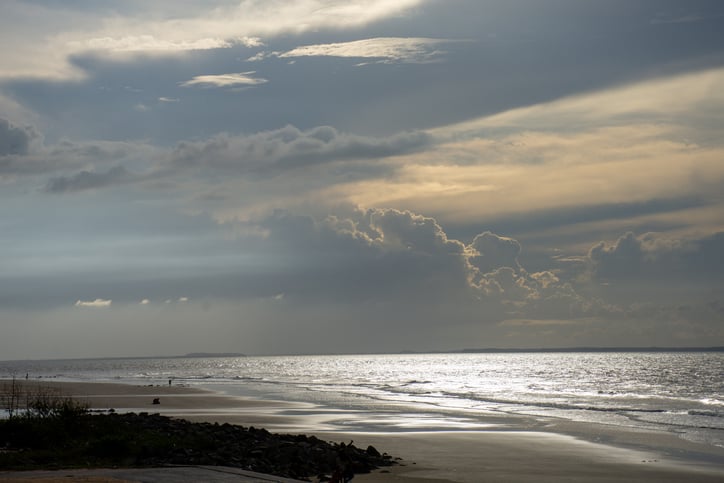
[2,352,723,448]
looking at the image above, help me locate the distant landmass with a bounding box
[181,352,246,358]
[457,346,724,353]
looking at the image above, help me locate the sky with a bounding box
[1,0,724,359]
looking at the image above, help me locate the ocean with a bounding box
[2,352,723,449]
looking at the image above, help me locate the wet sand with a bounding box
[348,431,724,482]
[3,379,724,482]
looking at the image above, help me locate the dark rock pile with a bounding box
[0,412,398,481]
[122,412,396,479]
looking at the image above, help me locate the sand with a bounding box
[2,379,724,482]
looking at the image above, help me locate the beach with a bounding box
[2,379,724,482]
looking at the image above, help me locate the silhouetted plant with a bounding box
[1,380,88,420]
[0,377,22,418]
[25,385,88,420]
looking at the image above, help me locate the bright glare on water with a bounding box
[2,352,723,447]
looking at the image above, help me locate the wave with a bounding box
[688,409,723,418]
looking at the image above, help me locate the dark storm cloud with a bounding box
[589,231,724,283]
[247,208,473,302]
[170,125,431,176]
[238,208,609,324]
[0,118,59,176]
[0,118,36,156]
[0,207,478,310]
[0,118,158,179]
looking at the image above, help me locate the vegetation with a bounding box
[0,381,396,480]
[1,377,89,420]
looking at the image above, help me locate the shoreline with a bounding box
[2,379,724,482]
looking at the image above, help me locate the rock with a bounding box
[1,411,399,479]
[366,445,381,457]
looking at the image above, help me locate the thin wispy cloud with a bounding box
[0,0,422,80]
[271,37,455,64]
[180,72,268,88]
[650,11,721,25]
[71,36,234,52]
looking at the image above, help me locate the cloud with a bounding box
[6,121,428,198]
[170,125,430,176]
[436,67,724,136]
[268,37,455,64]
[499,318,578,327]
[0,129,161,179]
[140,299,150,305]
[0,0,422,80]
[468,232,522,275]
[73,35,235,52]
[46,139,142,162]
[75,299,112,308]
[105,34,260,52]
[0,118,36,156]
[239,207,605,325]
[246,208,475,302]
[588,231,724,283]
[334,67,724,237]
[180,72,268,88]
[650,12,720,25]
[44,166,138,193]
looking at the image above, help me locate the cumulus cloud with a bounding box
[75,299,112,308]
[0,118,36,156]
[248,208,473,301]
[269,37,455,64]
[180,72,268,88]
[242,207,603,323]
[468,232,522,275]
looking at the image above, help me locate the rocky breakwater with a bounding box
[0,412,398,481]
